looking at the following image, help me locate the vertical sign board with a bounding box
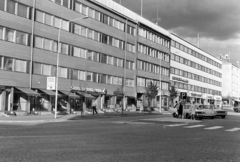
[47,77,56,90]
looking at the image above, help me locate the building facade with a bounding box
[170,34,222,106]
[221,55,240,106]
[0,0,171,115]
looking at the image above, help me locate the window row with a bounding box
[0,26,30,46]
[138,27,170,48]
[0,0,31,19]
[33,62,134,87]
[138,43,170,62]
[0,56,29,73]
[170,67,221,87]
[171,53,221,78]
[171,81,221,96]
[137,77,169,90]
[137,60,169,76]
[34,36,134,70]
[171,40,221,69]
[36,10,69,31]
[49,0,71,8]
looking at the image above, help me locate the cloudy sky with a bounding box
[113,0,240,63]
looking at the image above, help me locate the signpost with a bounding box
[47,77,55,90]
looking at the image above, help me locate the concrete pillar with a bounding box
[10,87,14,111]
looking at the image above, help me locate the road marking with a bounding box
[204,126,223,130]
[184,125,205,128]
[165,123,188,127]
[225,128,240,132]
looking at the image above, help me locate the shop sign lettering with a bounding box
[190,93,202,98]
[71,86,102,93]
[172,76,189,83]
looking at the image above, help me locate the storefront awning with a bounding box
[232,98,240,102]
[15,87,40,96]
[60,91,80,98]
[38,89,62,97]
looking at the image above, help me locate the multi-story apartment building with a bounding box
[170,34,222,106]
[0,0,171,115]
[221,55,240,106]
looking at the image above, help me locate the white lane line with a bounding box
[225,128,240,132]
[165,123,188,127]
[184,125,205,128]
[204,126,223,130]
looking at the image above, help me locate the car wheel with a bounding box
[211,116,215,119]
[198,117,203,120]
[173,113,178,118]
[221,116,226,119]
[186,113,191,119]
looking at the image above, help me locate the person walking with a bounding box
[178,100,183,118]
[92,100,98,115]
[190,101,196,120]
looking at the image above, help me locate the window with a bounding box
[88,8,94,18]
[43,39,51,50]
[107,56,113,65]
[0,0,5,11]
[16,31,28,45]
[101,54,107,64]
[51,65,56,76]
[7,0,15,14]
[79,71,85,80]
[61,20,69,31]
[93,52,99,62]
[92,73,98,82]
[4,57,13,71]
[36,11,44,23]
[86,72,92,81]
[75,2,81,13]
[71,69,78,80]
[81,26,87,37]
[15,59,27,73]
[80,48,86,58]
[63,0,69,8]
[5,29,14,42]
[54,17,61,28]
[0,27,4,40]
[95,11,100,21]
[107,76,112,84]
[45,13,52,26]
[73,47,80,57]
[101,74,107,84]
[18,3,28,18]
[87,50,92,60]
[42,64,51,76]
[59,67,68,78]
[52,41,57,52]
[33,62,41,74]
[61,43,68,55]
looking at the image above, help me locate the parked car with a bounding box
[213,105,227,118]
[233,107,240,112]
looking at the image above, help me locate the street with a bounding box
[0,114,239,162]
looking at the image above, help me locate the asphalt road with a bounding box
[0,114,239,162]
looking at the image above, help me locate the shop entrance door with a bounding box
[30,96,36,112]
[70,98,83,111]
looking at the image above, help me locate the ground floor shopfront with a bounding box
[173,90,222,107]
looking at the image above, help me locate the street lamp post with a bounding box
[159,54,162,113]
[54,16,88,119]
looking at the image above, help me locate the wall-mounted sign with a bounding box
[172,76,189,83]
[71,86,102,93]
[47,77,55,90]
[188,92,202,98]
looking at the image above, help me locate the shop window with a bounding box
[42,64,51,76]
[16,31,28,46]
[7,0,15,14]
[36,10,44,23]
[15,59,27,73]
[33,62,41,74]
[0,0,5,11]
[5,29,14,42]
[4,57,13,71]
[0,27,3,40]
[18,3,28,18]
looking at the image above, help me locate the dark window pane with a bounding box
[4,57,13,71]
[0,0,5,11]
[7,0,15,14]
[63,0,68,7]
[18,3,28,18]
[71,69,78,80]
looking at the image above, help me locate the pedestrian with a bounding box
[190,101,196,120]
[92,100,98,115]
[178,100,183,118]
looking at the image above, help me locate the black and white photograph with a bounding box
[0,0,240,161]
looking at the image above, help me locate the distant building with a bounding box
[221,55,240,106]
[170,34,222,106]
